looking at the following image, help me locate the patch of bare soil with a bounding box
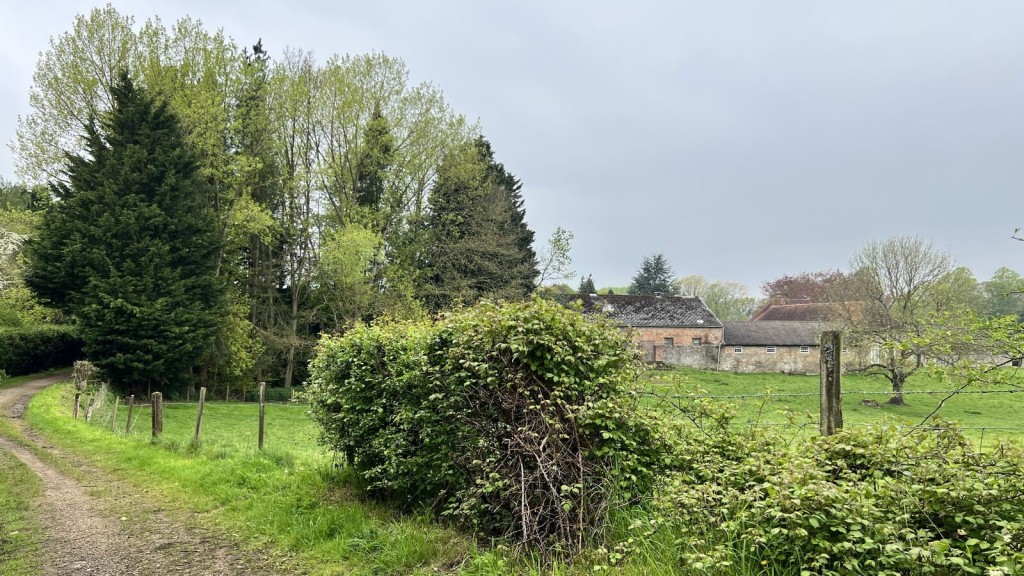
[0,375,285,575]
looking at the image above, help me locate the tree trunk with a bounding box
[887,374,906,405]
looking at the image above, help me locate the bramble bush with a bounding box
[307,296,668,553]
[634,398,1024,575]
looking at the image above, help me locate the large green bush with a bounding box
[307,296,667,552]
[0,324,82,375]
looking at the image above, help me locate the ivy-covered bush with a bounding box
[307,296,667,552]
[646,406,1024,575]
[0,324,82,375]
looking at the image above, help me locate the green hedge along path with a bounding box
[0,374,280,575]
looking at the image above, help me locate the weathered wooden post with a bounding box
[109,396,120,432]
[73,392,82,419]
[820,331,843,436]
[125,395,135,435]
[85,396,96,422]
[192,387,207,449]
[258,382,266,451]
[151,392,163,438]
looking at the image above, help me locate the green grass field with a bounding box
[641,367,1024,444]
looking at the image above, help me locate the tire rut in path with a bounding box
[0,375,279,576]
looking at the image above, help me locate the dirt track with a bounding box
[0,375,281,575]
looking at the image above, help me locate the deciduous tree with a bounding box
[834,236,977,405]
[673,275,759,321]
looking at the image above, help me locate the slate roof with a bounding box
[750,302,840,322]
[723,321,834,346]
[554,294,722,328]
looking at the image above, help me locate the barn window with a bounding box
[766,346,777,354]
[664,337,674,346]
[734,346,743,353]
[691,337,701,346]
[800,346,810,353]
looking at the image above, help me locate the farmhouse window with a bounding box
[734,346,742,353]
[766,346,777,354]
[691,337,701,346]
[664,337,674,346]
[800,346,810,353]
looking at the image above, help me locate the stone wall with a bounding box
[718,344,819,374]
[661,344,720,370]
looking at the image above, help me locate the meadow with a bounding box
[641,367,1024,444]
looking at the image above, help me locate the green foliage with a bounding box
[629,253,679,296]
[982,267,1024,321]
[307,296,667,552]
[0,325,83,375]
[24,73,224,393]
[644,416,1024,575]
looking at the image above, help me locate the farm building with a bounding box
[555,294,723,364]
[719,321,833,374]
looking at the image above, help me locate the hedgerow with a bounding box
[0,324,82,375]
[307,296,667,553]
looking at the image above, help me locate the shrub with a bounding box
[307,296,667,553]
[0,324,82,375]
[263,386,302,403]
[644,411,1024,575]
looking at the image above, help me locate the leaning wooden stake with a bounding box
[192,387,207,449]
[258,382,266,451]
[73,392,82,419]
[151,392,163,438]
[109,396,120,432]
[819,331,843,436]
[125,395,135,435]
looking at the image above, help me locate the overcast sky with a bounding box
[2,1,1022,293]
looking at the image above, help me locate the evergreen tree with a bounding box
[418,139,538,311]
[24,72,224,393]
[354,103,395,212]
[629,253,679,295]
[577,274,596,294]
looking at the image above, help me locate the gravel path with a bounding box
[0,375,282,575]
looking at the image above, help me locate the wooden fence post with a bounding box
[125,395,135,435]
[820,331,843,436]
[85,396,96,423]
[73,392,82,419]
[151,392,163,438]
[192,387,207,449]
[110,396,120,432]
[258,382,266,451]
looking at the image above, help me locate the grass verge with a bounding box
[25,382,478,575]
[0,448,43,576]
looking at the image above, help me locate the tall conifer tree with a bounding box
[418,138,539,311]
[25,72,224,393]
